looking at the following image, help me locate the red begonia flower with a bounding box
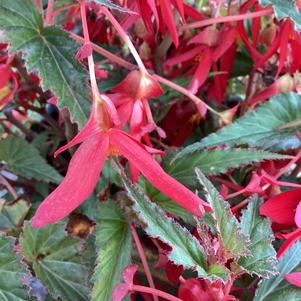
[32,96,210,227]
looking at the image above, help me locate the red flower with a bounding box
[284,272,301,288]
[32,94,210,227]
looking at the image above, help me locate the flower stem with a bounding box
[132,285,183,301]
[130,224,159,301]
[182,8,273,30]
[99,7,148,74]
[45,0,54,26]
[0,175,18,200]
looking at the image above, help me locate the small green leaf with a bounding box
[254,240,301,301]
[0,235,33,300]
[122,177,219,280]
[196,169,248,258]
[87,0,133,13]
[92,200,131,301]
[20,222,89,301]
[0,136,62,183]
[0,0,90,127]
[175,93,301,159]
[259,0,301,31]
[237,195,277,278]
[0,199,30,232]
[165,148,289,188]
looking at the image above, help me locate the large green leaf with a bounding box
[260,0,301,31]
[175,93,301,159]
[165,148,289,188]
[0,136,62,183]
[0,0,90,127]
[237,196,277,278]
[20,222,89,301]
[92,200,131,301]
[122,177,227,281]
[254,240,301,301]
[0,235,32,301]
[196,169,248,258]
[0,199,30,232]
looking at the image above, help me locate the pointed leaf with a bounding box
[0,199,30,232]
[237,195,277,277]
[175,93,301,159]
[0,136,62,183]
[165,148,290,188]
[121,177,224,280]
[259,0,301,31]
[0,0,90,127]
[92,200,131,301]
[196,169,248,258]
[20,222,89,301]
[0,235,33,301]
[254,240,301,301]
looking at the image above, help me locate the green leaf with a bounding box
[237,195,277,278]
[259,0,301,31]
[20,222,89,301]
[175,93,301,159]
[0,235,33,301]
[165,148,289,188]
[92,200,131,301]
[87,0,133,13]
[0,0,90,127]
[122,177,219,280]
[254,240,301,301]
[0,199,30,232]
[196,169,248,258]
[0,136,62,183]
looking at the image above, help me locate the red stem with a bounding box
[130,224,159,301]
[182,8,273,30]
[45,0,54,26]
[132,285,183,301]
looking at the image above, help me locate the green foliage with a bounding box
[0,199,30,232]
[254,240,301,301]
[237,196,277,278]
[0,235,33,300]
[260,0,301,31]
[122,176,228,281]
[165,148,289,188]
[20,222,89,301]
[196,169,248,258]
[92,200,131,301]
[0,136,62,183]
[87,0,133,12]
[0,0,90,127]
[175,93,301,159]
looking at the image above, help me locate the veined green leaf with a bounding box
[259,0,301,31]
[92,201,131,301]
[0,235,33,301]
[0,0,90,127]
[20,222,89,301]
[165,148,289,188]
[0,199,30,232]
[122,177,224,280]
[175,93,301,159]
[254,240,301,301]
[0,136,62,183]
[196,169,249,258]
[237,196,277,278]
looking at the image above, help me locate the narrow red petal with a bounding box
[32,133,109,227]
[277,228,301,258]
[295,201,301,228]
[284,272,301,288]
[110,129,210,216]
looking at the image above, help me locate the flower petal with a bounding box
[284,272,301,288]
[295,201,301,228]
[110,129,210,216]
[32,133,109,227]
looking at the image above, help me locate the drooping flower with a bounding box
[31,94,210,227]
